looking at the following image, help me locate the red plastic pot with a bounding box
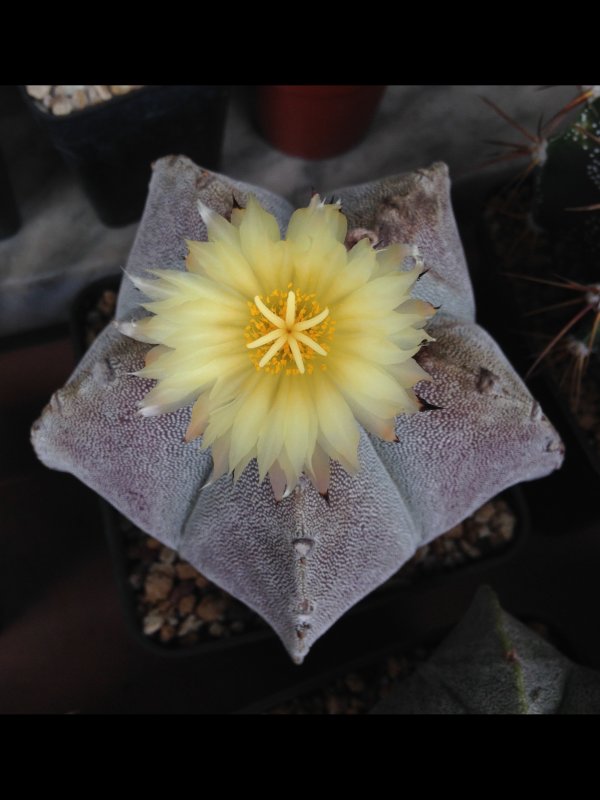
[256,85,386,159]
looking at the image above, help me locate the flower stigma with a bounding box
[246,287,332,375]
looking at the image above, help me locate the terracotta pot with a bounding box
[255,85,386,159]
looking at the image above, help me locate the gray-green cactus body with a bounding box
[372,586,600,714]
[31,156,564,662]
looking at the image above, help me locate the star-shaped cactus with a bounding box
[31,156,564,662]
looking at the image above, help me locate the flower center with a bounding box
[245,286,334,375]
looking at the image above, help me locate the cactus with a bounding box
[533,90,600,231]
[371,586,600,714]
[484,87,600,408]
[31,156,563,663]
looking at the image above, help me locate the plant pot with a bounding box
[0,147,20,239]
[255,85,386,159]
[21,85,229,227]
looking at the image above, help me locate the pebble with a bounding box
[474,502,495,523]
[459,539,481,559]
[177,595,196,617]
[144,571,173,603]
[146,537,161,550]
[142,609,164,636]
[478,524,491,539]
[159,624,176,643]
[51,97,72,116]
[194,574,210,589]
[196,596,226,622]
[445,524,464,539]
[178,615,203,637]
[495,512,515,540]
[208,622,226,638]
[175,563,198,580]
[110,85,136,95]
[149,562,174,578]
[25,85,52,100]
[159,546,178,565]
[72,90,87,111]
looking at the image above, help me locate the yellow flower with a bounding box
[120,194,435,499]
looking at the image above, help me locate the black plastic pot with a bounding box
[0,147,20,239]
[21,85,229,227]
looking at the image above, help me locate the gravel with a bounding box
[26,85,143,116]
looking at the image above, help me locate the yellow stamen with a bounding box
[247,328,283,349]
[295,307,330,331]
[259,336,286,368]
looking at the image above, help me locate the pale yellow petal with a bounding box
[184,393,211,442]
[286,194,347,247]
[306,443,331,496]
[268,461,288,501]
[373,243,419,277]
[238,196,288,291]
[313,373,360,472]
[144,344,171,367]
[283,381,318,479]
[197,200,241,248]
[186,240,261,299]
[256,378,292,480]
[227,374,276,473]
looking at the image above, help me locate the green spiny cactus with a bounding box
[371,586,600,714]
[532,92,600,230]
[484,87,600,408]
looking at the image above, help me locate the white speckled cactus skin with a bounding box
[31,156,564,663]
